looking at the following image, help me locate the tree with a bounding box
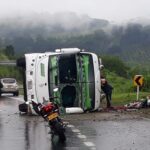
[101,55,129,78]
[4,45,15,57]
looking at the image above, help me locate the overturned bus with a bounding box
[17,48,103,114]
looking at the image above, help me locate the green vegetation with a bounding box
[0,44,150,107]
[0,16,150,107]
[0,53,9,60]
[0,16,150,68]
[101,55,150,106]
[0,66,22,81]
[101,55,129,78]
[112,92,149,106]
[0,47,22,82]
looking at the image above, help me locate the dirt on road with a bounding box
[62,108,150,122]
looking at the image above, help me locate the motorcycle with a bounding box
[33,98,66,142]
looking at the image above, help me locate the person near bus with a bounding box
[101,78,113,108]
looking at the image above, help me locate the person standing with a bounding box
[101,78,113,108]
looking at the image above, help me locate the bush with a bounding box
[0,66,22,81]
[101,55,130,78]
[102,70,134,94]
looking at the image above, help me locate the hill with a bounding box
[0,12,150,66]
[0,12,109,39]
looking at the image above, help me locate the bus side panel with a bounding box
[25,54,38,104]
[35,55,49,103]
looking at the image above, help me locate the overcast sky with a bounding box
[0,0,150,23]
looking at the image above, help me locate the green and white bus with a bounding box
[17,48,103,114]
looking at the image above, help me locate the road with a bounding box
[0,95,150,150]
[0,61,16,66]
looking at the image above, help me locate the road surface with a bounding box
[0,95,150,150]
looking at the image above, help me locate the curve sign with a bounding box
[133,75,144,87]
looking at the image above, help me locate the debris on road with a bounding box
[99,96,150,113]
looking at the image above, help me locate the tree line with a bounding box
[0,23,150,67]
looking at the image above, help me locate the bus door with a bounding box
[58,54,77,108]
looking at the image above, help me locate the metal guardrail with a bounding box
[0,61,16,66]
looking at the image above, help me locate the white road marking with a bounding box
[77,134,86,139]
[68,124,96,149]
[67,124,75,128]
[84,142,95,147]
[72,129,80,133]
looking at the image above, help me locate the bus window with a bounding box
[48,55,58,98]
[58,54,77,84]
[40,63,45,77]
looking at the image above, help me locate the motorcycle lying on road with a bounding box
[32,99,66,142]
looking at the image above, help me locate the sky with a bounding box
[0,0,150,23]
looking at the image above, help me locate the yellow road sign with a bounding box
[133,75,144,87]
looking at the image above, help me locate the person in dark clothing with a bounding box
[101,78,113,108]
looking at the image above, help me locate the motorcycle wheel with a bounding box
[54,122,66,142]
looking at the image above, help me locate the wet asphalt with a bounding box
[0,95,150,150]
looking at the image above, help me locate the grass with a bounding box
[103,70,150,106]
[112,92,150,106]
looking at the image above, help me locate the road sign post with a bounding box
[133,75,144,101]
[136,85,139,101]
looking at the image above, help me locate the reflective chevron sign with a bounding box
[133,75,144,87]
